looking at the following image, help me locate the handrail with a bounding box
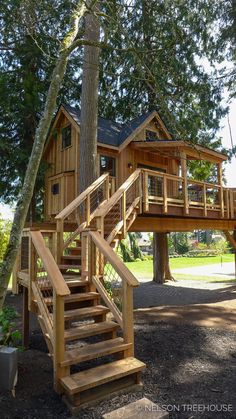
[55,173,109,221]
[89,231,139,287]
[142,168,184,182]
[95,169,141,218]
[30,231,70,296]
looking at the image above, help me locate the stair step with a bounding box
[38,278,88,291]
[62,255,81,260]
[64,305,109,321]
[43,292,99,306]
[61,338,132,366]
[59,264,81,270]
[65,292,99,303]
[64,321,119,341]
[60,357,145,394]
[64,279,89,288]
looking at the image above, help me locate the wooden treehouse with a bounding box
[14,104,236,411]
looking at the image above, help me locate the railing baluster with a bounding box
[122,191,127,236]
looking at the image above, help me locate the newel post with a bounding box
[217,162,224,218]
[53,291,68,393]
[56,219,64,263]
[122,281,134,357]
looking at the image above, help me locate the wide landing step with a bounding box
[60,357,145,394]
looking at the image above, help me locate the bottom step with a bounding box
[60,357,145,395]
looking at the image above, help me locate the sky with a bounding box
[0,99,235,221]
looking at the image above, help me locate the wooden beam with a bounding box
[132,216,236,233]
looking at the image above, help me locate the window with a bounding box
[100,155,116,177]
[61,125,71,149]
[146,130,159,142]
[52,183,59,195]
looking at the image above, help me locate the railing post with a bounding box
[29,237,37,311]
[56,219,64,263]
[203,184,207,217]
[12,251,20,295]
[182,179,189,215]
[138,172,143,213]
[86,194,91,225]
[53,292,69,393]
[122,281,134,357]
[105,175,110,200]
[219,186,224,218]
[226,189,230,219]
[143,171,149,212]
[163,176,168,214]
[122,191,127,237]
[230,190,234,219]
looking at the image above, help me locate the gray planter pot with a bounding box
[0,346,18,390]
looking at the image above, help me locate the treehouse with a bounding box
[14,103,236,412]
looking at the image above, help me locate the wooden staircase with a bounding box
[24,171,145,411]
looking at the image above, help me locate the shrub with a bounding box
[0,306,22,347]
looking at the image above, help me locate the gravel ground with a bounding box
[1,294,236,419]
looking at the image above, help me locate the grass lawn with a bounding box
[125,253,235,281]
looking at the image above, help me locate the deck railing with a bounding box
[88,230,139,356]
[142,169,236,219]
[55,173,112,261]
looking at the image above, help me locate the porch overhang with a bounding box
[131,141,228,164]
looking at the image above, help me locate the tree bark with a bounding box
[0,1,88,309]
[79,2,100,193]
[153,232,174,283]
[153,232,165,283]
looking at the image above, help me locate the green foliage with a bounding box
[0,216,11,261]
[119,239,133,262]
[128,233,143,260]
[0,306,22,347]
[171,232,190,255]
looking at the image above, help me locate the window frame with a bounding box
[61,124,72,150]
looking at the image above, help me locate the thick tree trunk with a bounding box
[0,1,88,309]
[153,233,165,283]
[79,3,100,193]
[153,232,173,283]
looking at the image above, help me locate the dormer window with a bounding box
[146,130,159,142]
[62,125,71,149]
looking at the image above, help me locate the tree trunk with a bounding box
[153,232,174,283]
[79,2,100,193]
[0,1,88,309]
[153,233,165,283]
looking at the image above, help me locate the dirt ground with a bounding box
[1,292,236,419]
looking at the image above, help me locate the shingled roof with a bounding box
[63,104,154,147]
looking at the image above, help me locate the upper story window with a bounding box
[146,130,159,142]
[52,183,59,195]
[62,125,71,149]
[100,155,116,177]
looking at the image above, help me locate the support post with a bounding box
[23,287,30,349]
[53,292,69,393]
[122,281,134,357]
[234,230,236,280]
